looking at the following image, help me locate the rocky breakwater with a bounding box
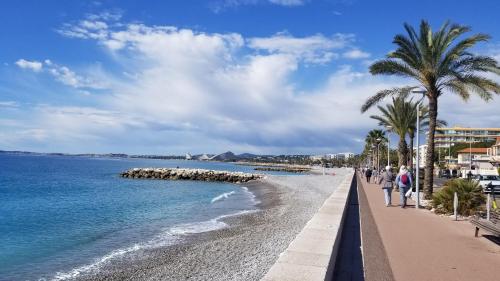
[120,168,262,183]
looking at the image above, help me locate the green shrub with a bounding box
[431,179,485,216]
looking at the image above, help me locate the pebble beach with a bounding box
[75,168,350,281]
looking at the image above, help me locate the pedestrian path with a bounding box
[358,173,500,281]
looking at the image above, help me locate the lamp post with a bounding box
[411,89,426,209]
[376,138,382,172]
[448,141,454,173]
[438,146,441,166]
[469,129,473,172]
[386,126,392,166]
[371,144,376,169]
[370,148,374,168]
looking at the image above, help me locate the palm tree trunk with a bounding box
[398,136,408,168]
[424,95,438,199]
[409,134,414,168]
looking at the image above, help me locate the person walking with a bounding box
[395,165,413,208]
[365,167,372,183]
[378,166,394,207]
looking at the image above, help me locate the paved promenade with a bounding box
[358,173,500,281]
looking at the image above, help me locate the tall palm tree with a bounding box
[364,129,386,168]
[361,20,500,199]
[370,95,414,167]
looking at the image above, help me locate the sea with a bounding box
[0,153,291,281]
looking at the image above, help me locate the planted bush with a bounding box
[431,179,485,216]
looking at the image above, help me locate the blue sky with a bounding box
[1,0,500,155]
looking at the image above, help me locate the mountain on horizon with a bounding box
[210,151,239,161]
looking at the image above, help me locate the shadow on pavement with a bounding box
[331,176,364,281]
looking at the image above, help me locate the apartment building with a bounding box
[435,127,500,148]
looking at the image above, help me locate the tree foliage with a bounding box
[431,179,485,216]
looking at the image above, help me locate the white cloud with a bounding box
[87,11,122,21]
[11,20,389,153]
[58,22,109,40]
[57,12,120,40]
[15,59,43,72]
[248,33,354,63]
[14,58,108,90]
[342,49,371,59]
[268,0,306,6]
[80,20,108,30]
[210,0,307,13]
[48,64,107,89]
[10,17,500,155]
[0,101,19,108]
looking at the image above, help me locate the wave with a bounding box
[169,209,258,236]
[50,209,257,281]
[51,232,178,281]
[168,219,227,235]
[241,186,260,205]
[210,191,236,203]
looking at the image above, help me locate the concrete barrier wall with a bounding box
[261,170,355,281]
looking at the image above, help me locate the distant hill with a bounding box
[210,151,239,161]
[237,153,259,159]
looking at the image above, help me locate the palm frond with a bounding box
[360,86,417,113]
[369,59,420,79]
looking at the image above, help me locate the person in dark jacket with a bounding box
[365,168,372,183]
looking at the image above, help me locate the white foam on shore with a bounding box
[51,232,178,281]
[169,219,228,235]
[50,209,258,281]
[168,209,257,236]
[242,186,261,205]
[211,191,236,203]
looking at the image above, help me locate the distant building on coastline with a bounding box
[311,152,354,161]
[435,127,500,148]
[185,153,192,160]
[415,144,428,168]
[415,138,500,176]
[457,147,488,165]
[198,154,211,161]
[487,137,500,167]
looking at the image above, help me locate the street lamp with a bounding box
[411,89,427,209]
[375,138,382,172]
[469,129,473,173]
[448,142,454,168]
[372,144,377,169]
[370,147,374,168]
[386,125,392,166]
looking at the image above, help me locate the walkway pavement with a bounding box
[358,173,500,281]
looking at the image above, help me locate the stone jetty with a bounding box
[120,168,261,183]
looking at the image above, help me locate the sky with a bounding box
[1,0,499,155]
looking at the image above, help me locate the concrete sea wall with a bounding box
[262,169,355,281]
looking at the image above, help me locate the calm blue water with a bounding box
[0,154,283,281]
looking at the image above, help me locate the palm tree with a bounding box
[370,95,414,167]
[361,20,500,199]
[364,129,386,168]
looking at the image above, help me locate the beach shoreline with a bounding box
[74,170,348,281]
